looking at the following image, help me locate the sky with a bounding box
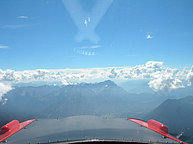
[0,0,193,70]
[0,0,193,99]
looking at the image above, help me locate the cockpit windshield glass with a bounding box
[0,0,193,143]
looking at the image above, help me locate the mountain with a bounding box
[37,80,133,118]
[119,80,154,94]
[0,81,134,123]
[166,86,193,99]
[143,96,193,141]
[0,80,169,126]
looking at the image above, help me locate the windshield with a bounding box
[0,0,193,143]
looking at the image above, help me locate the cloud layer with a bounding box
[0,61,192,100]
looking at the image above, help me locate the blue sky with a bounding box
[0,0,193,70]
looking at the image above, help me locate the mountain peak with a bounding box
[98,80,117,86]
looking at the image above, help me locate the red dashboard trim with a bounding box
[128,118,186,144]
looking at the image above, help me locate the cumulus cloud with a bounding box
[187,66,193,86]
[0,62,178,85]
[0,61,191,100]
[0,83,12,102]
[148,74,184,92]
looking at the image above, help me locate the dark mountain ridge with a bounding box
[143,96,193,142]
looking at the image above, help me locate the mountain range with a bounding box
[0,80,165,125]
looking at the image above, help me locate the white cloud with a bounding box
[0,83,12,102]
[79,45,101,49]
[17,16,28,19]
[187,66,193,86]
[146,34,153,39]
[0,61,191,100]
[75,45,99,56]
[1,98,8,105]
[148,74,184,92]
[0,45,8,49]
